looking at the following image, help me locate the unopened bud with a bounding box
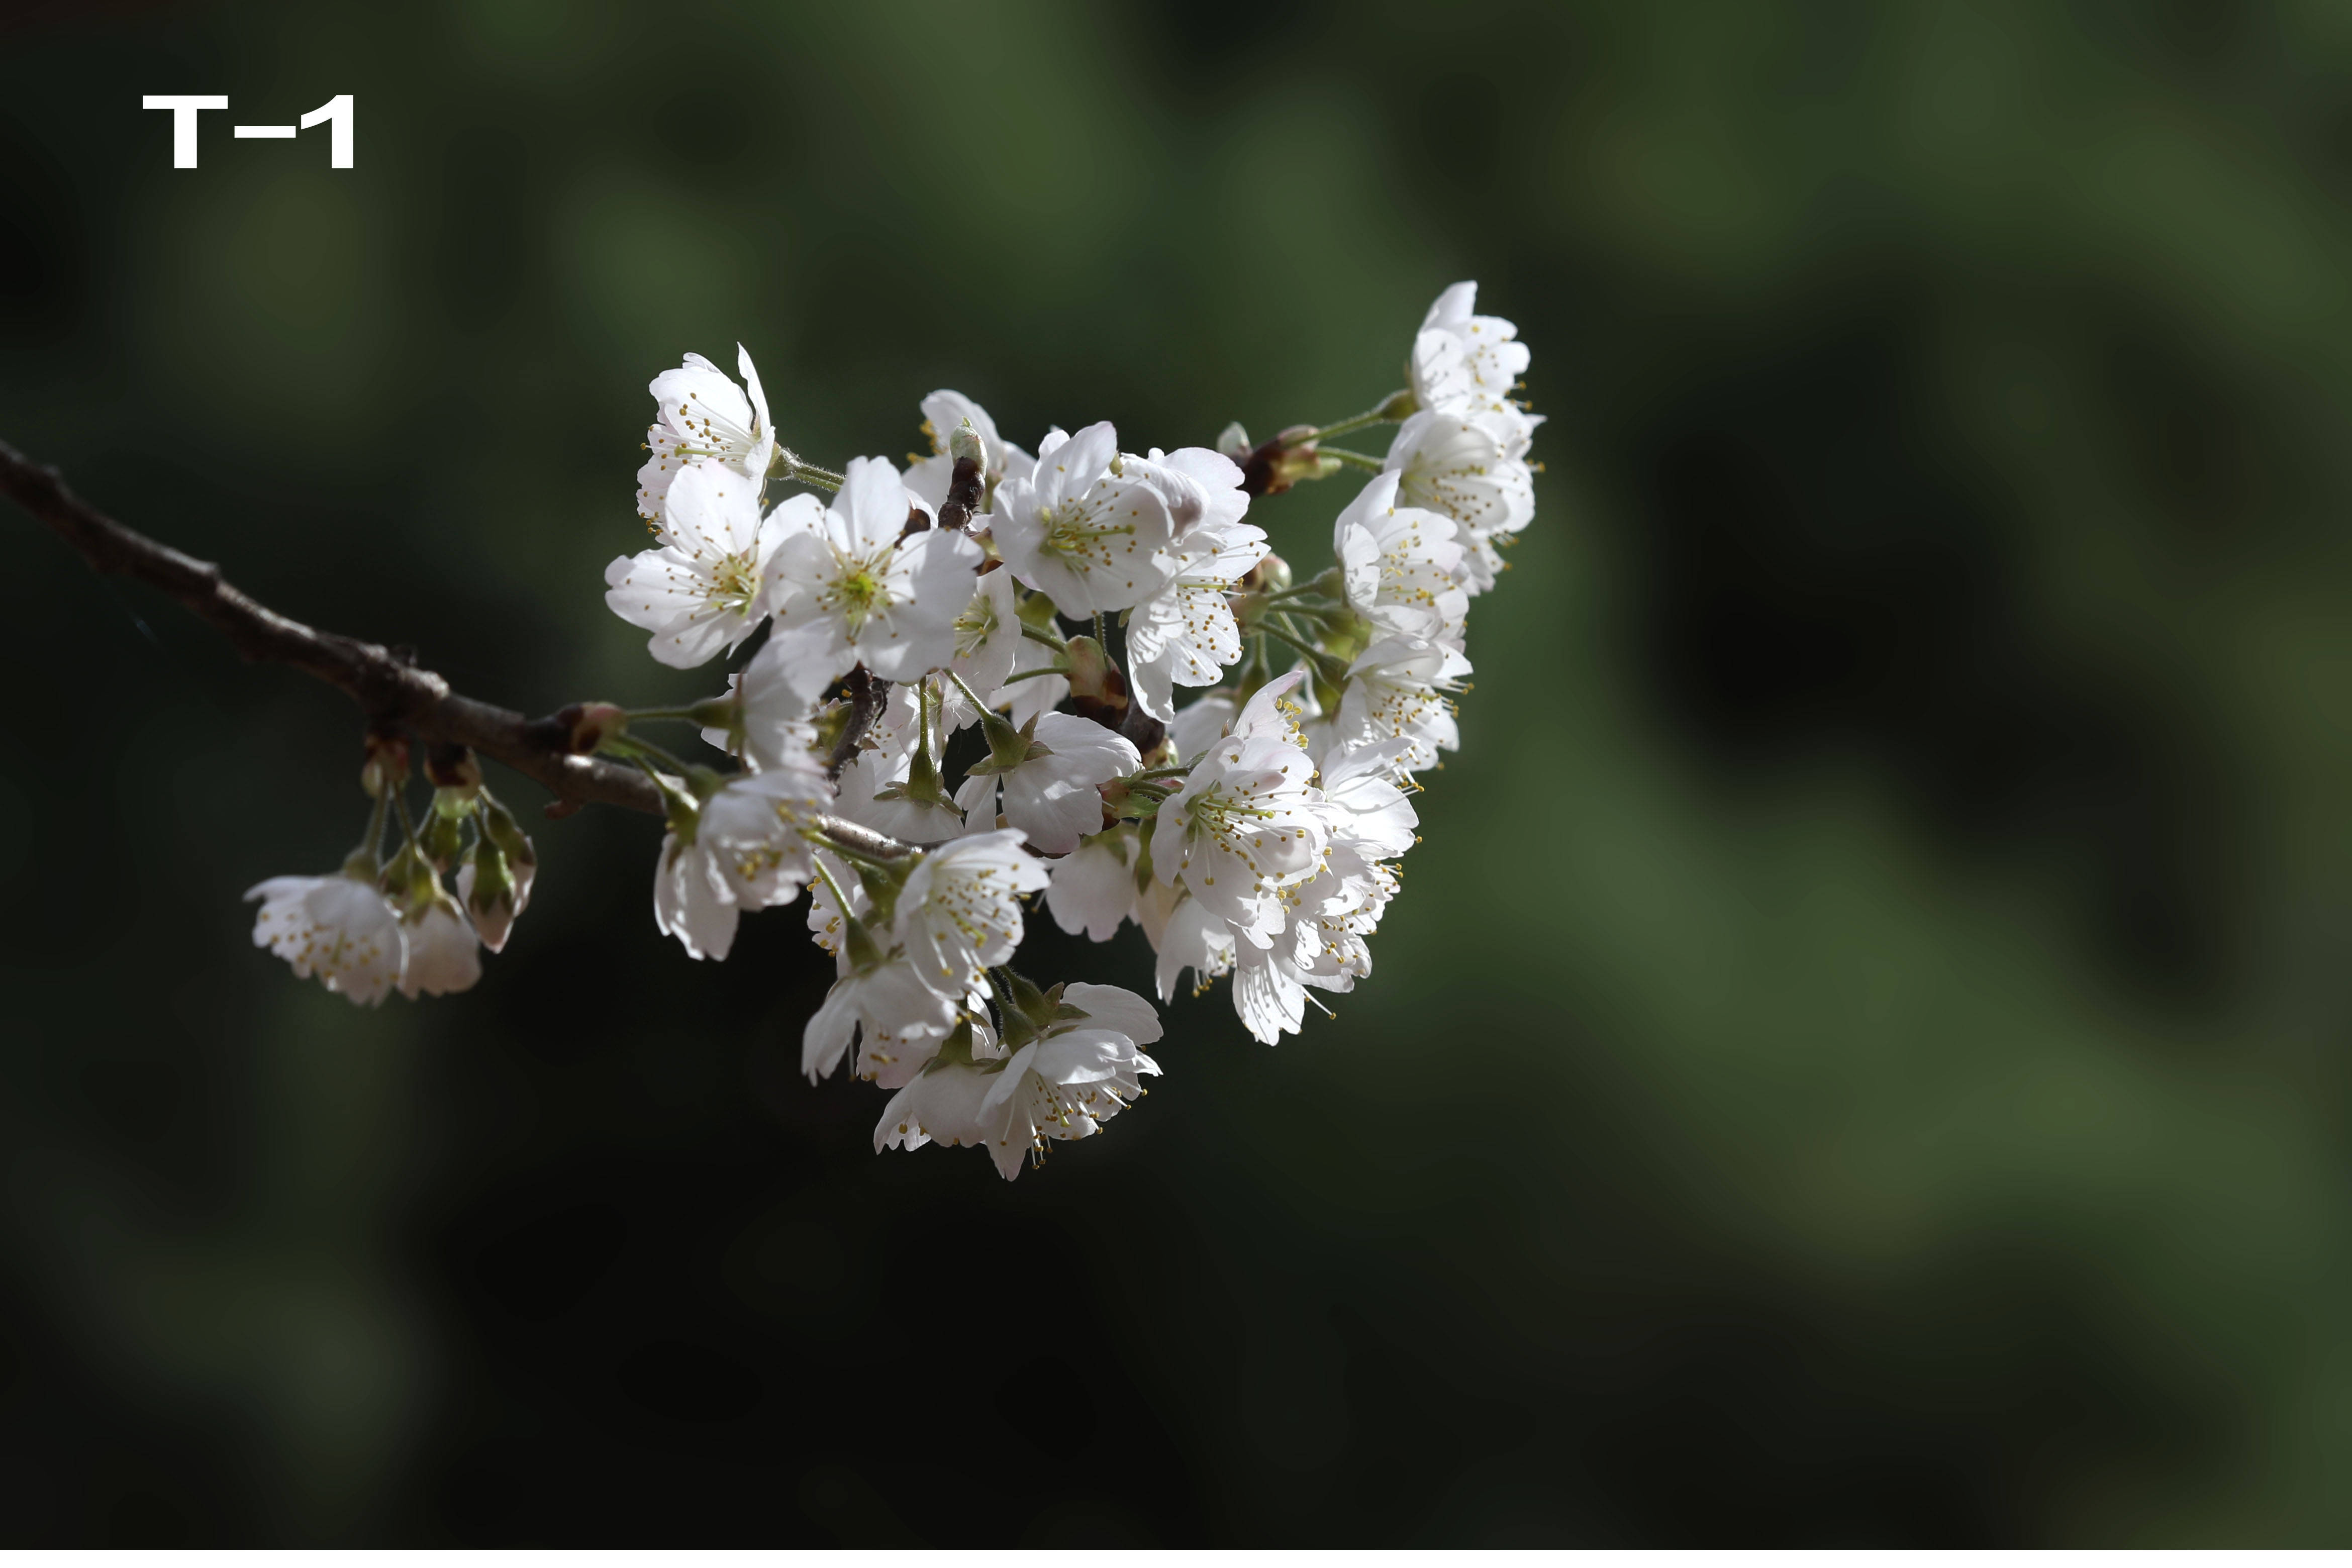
[1062,636,1130,728]
[460,836,520,952]
[1063,636,1117,705]
[1265,432,1340,494]
[360,731,411,799]
[1239,553,1292,595]
[480,792,536,869]
[949,417,987,468]
[420,797,467,872]
[477,791,538,932]
[423,742,481,792]
[553,701,629,754]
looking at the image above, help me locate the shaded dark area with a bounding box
[2,0,2349,1547]
[1622,301,2243,1003]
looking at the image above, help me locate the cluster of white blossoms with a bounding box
[245,743,536,1008]
[248,283,1538,1179]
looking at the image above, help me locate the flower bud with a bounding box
[423,742,481,792]
[460,836,521,952]
[477,791,538,921]
[360,731,410,799]
[1263,431,1341,495]
[949,417,987,468]
[420,793,468,871]
[1062,635,1131,729]
[1216,421,1252,458]
[1064,636,1117,704]
[1239,553,1292,595]
[551,701,629,754]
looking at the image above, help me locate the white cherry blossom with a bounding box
[1335,635,1470,774]
[1382,409,1535,597]
[246,871,406,1008]
[1150,673,1326,944]
[802,953,962,1088]
[829,679,963,843]
[1045,829,1148,942]
[944,566,1024,719]
[765,456,982,690]
[1166,691,1237,763]
[893,829,1049,1010]
[1409,281,1530,422]
[635,345,775,522]
[991,421,1175,616]
[397,892,482,999]
[652,766,835,961]
[953,711,1137,855]
[605,461,788,669]
[875,982,1161,1180]
[1123,449,1267,722]
[1152,894,1237,1002]
[699,632,829,772]
[1233,941,1324,1045]
[1333,470,1467,651]
[1316,736,1421,857]
[832,748,963,844]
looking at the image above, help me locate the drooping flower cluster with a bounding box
[247,742,536,1006]
[247,283,1538,1180]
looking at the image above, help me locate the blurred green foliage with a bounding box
[3,0,2352,1545]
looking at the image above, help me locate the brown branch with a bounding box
[936,453,986,535]
[0,437,921,860]
[827,666,888,779]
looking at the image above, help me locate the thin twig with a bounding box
[0,436,920,860]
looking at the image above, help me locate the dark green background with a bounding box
[3,0,2348,1545]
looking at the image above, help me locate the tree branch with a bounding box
[0,436,923,859]
[1,436,665,815]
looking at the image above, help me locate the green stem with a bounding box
[778,451,845,492]
[1260,621,1330,667]
[944,669,996,717]
[999,664,1068,685]
[1318,445,1386,474]
[1131,763,1192,782]
[1020,621,1066,651]
[625,761,696,832]
[1261,567,1345,603]
[606,732,696,774]
[811,856,858,917]
[1273,609,1328,644]
[355,788,391,868]
[390,787,422,852]
[1302,394,1410,445]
